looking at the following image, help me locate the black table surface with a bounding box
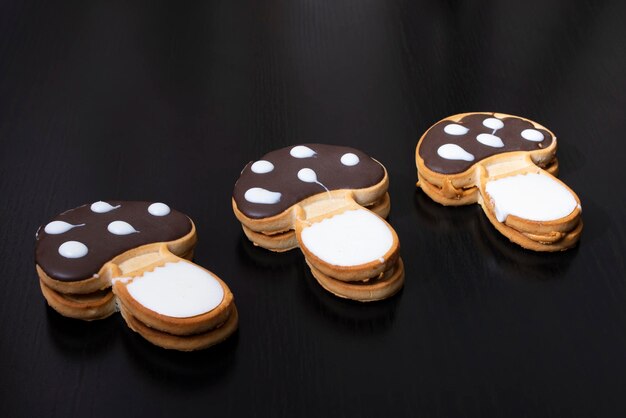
[1,1,626,417]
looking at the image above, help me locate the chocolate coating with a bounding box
[35,201,192,281]
[233,144,385,219]
[419,113,553,174]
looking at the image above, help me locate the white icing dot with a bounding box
[245,187,282,204]
[107,221,139,235]
[91,201,120,213]
[44,221,84,235]
[482,117,504,131]
[290,145,316,158]
[148,202,170,216]
[521,129,545,142]
[297,168,318,183]
[251,160,275,174]
[437,144,475,161]
[443,124,469,135]
[58,241,88,259]
[340,153,360,166]
[476,133,505,148]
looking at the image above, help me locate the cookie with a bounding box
[415,112,583,251]
[233,144,404,301]
[35,201,237,350]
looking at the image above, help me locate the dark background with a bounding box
[1,1,626,417]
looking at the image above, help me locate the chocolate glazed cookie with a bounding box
[36,201,237,351]
[419,113,553,174]
[36,201,193,282]
[416,112,582,251]
[233,144,404,302]
[233,144,385,219]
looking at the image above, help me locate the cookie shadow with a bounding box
[121,324,239,390]
[237,233,301,269]
[568,196,609,247]
[237,229,401,334]
[413,189,578,280]
[298,264,402,335]
[413,189,480,232]
[476,213,578,280]
[45,304,119,358]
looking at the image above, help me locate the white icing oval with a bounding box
[107,221,139,235]
[340,153,360,166]
[244,187,282,204]
[443,124,469,135]
[300,209,393,266]
[251,160,275,174]
[482,117,504,131]
[44,221,84,235]
[58,241,88,259]
[148,202,170,216]
[521,128,545,142]
[437,144,475,161]
[126,261,224,318]
[298,168,318,183]
[90,201,120,213]
[486,173,578,222]
[476,133,505,148]
[290,145,316,158]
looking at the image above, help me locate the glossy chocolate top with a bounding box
[35,201,192,281]
[418,113,554,174]
[233,144,386,219]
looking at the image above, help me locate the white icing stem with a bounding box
[300,209,393,266]
[485,173,578,222]
[125,261,224,318]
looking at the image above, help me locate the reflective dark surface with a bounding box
[1,1,625,417]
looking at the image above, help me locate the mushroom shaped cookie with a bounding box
[35,201,237,351]
[233,144,403,302]
[416,112,583,251]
